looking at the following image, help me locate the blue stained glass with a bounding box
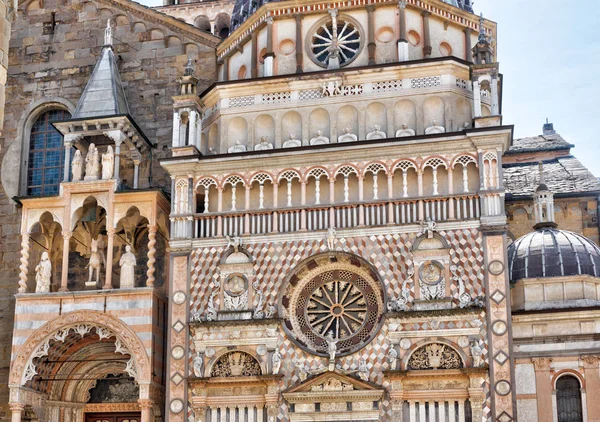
[45,150,61,167]
[30,133,45,149]
[43,167,60,185]
[28,187,41,196]
[46,132,62,148]
[29,152,44,169]
[28,169,42,185]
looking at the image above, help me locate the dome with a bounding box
[508,228,600,283]
[231,0,281,31]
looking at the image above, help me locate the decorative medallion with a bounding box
[210,351,262,377]
[256,345,267,356]
[170,399,184,413]
[457,336,470,348]
[173,291,186,305]
[495,380,511,396]
[280,253,385,357]
[488,260,505,276]
[223,274,249,311]
[419,261,444,285]
[492,320,508,336]
[205,347,216,358]
[171,346,185,360]
[400,338,412,350]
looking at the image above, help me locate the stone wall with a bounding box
[0,0,216,414]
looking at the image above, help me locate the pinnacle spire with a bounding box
[104,19,113,47]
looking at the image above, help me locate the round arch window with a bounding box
[307,15,364,68]
[280,252,385,357]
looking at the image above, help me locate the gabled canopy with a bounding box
[73,46,130,119]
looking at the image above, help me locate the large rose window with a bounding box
[281,253,385,357]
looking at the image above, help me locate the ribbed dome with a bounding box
[231,0,281,31]
[508,228,600,283]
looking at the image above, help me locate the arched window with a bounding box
[26,109,70,196]
[556,375,583,422]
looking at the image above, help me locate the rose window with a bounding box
[281,253,385,357]
[309,17,362,68]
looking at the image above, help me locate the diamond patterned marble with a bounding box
[491,290,506,304]
[494,350,509,366]
[171,372,184,386]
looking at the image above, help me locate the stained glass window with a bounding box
[26,110,70,196]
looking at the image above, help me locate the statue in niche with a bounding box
[325,333,338,370]
[192,352,204,377]
[366,125,386,140]
[283,134,301,148]
[453,266,471,308]
[254,136,274,151]
[227,140,247,153]
[87,238,104,285]
[35,251,52,293]
[387,347,398,370]
[295,361,308,381]
[84,143,100,180]
[119,245,136,289]
[309,130,329,145]
[326,227,337,250]
[471,341,483,367]
[337,127,357,143]
[272,349,282,375]
[395,123,415,137]
[425,120,446,135]
[101,146,114,180]
[71,150,83,181]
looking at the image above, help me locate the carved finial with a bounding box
[478,13,487,44]
[104,19,113,47]
[398,0,407,9]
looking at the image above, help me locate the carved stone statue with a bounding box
[71,150,83,181]
[325,333,338,371]
[35,251,52,293]
[338,127,357,143]
[119,245,136,289]
[254,136,274,151]
[366,125,386,140]
[358,358,369,381]
[192,352,204,377]
[310,130,330,145]
[228,140,247,153]
[84,143,100,180]
[265,304,276,319]
[425,120,446,135]
[272,349,282,375]
[326,227,337,250]
[471,341,483,367]
[419,261,445,300]
[395,123,415,137]
[87,238,104,285]
[206,289,219,321]
[420,218,437,238]
[388,269,413,312]
[453,266,471,308]
[295,361,308,381]
[101,146,114,180]
[283,134,302,148]
[226,235,242,253]
[387,347,398,370]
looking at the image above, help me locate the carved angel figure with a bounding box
[35,251,52,293]
[192,352,204,377]
[272,349,282,375]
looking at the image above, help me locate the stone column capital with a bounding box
[531,357,553,371]
[138,398,153,410]
[9,403,25,412]
[61,230,73,239]
[147,224,157,233]
[581,355,600,368]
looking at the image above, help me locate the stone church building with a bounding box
[0,0,598,421]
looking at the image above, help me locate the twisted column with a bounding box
[18,233,30,293]
[146,225,157,287]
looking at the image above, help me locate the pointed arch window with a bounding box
[26,109,70,196]
[556,375,583,422]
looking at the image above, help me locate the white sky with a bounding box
[140,0,600,176]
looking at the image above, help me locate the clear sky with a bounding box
[140,0,600,176]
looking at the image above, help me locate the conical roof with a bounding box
[73,46,130,119]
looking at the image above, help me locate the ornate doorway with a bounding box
[85,413,141,422]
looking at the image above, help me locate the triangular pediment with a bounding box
[283,371,382,395]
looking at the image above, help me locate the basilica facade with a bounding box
[0,0,598,421]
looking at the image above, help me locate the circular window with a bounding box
[407,30,421,47]
[280,252,385,357]
[439,42,452,57]
[308,16,363,68]
[279,39,296,56]
[376,27,395,43]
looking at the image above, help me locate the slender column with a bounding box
[217,187,224,212]
[139,399,153,422]
[315,178,321,205]
[286,181,293,207]
[329,178,336,227]
[491,76,500,115]
[245,186,251,210]
[439,401,446,422]
[223,56,230,81]
[447,167,454,195]
[419,402,426,422]
[366,6,376,65]
[231,185,237,210]
[63,140,72,182]
[496,148,504,189]
[343,176,350,203]
[264,17,275,77]
[189,110,198,147]
[473,80,482,118]
[172,111,180,146]
[300,181,307,206]
[103,229,115,290]
[251,32,258,78]
[462,165,469,192]
[432,168,439,195]
[402,170,409,197]
[422,11,432,57]
[417,170,423,196]
[60,231,72,292]
[448,401,456,422]
[464,28,474,62]
[114,139,122,182]
[387,173,394,199]
[409,402,416,422]
[257,406,264,422]
[272,183,279,232]
[146,225,157,287]
[211,408,218,422]
[294,14,303,73]
[458,401,466,422]
[397,1,409,61]
[18,232,30,293]
[10,403,24,422]
[133,160,140,189]
[477,151,485,190]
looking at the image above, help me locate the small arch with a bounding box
[223,174,246,188]
[363,161,388,177]
[214,13,230,38]
[166,35,182,48]
[227,117,248,150]
[423,96,446,129]
[114,14,130,26]
[554,373,584,422]
[552,369,585,390]
[366,102,387,135]
[423,156,448,170]
[336,105,359,140]
[208,124,219,154]
[237,65,247,80]
[394,100,417,135]
[207,349,264,378]
[194,15,211,32]
[254,114,275,148]
[132,22,146,33]
[185,43,200,56]
[403,340,466,371]
[281,111,302,146]
[149,29,164,40]
[309,108,330,139]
